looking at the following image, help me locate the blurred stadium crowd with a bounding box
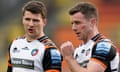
[0,0,120,72]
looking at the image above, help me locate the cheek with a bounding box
[36,24,42,30]
[80,25,90,33]
[80,25,87,30]
[23,23,27,28]
[82,25,91,33]
[23,20,27,26]
[81,25,86,29]
[23,22,28,31]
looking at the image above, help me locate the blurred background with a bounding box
[0,0,120,72]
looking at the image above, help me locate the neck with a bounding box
[26,32,45,42]
[84,29,99,44]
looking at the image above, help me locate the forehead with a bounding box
[70,12,85,20]
[23,11,42,18]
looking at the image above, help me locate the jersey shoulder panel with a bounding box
[38,36,57,49]
[15,35,25,40]
[10,35,25,44]
[92,39,116,64]
[38,36,62,71]
[95,40,111,57]
[42,48,62,71]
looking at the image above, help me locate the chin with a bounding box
[77,37,82,40]
[27,33,34,37]
[78,39,82,41]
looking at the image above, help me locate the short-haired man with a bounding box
[7,1,62,72]
[60,2,119,72]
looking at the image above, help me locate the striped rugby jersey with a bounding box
[73,33,119,72]
[7,36,62,72]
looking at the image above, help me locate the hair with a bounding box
[22,0,47,19]
[69,2,98,21]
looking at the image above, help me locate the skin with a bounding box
[71,12,98,44]
[22,11,46,42]
[60,12,106,72]
[22,11,60,72]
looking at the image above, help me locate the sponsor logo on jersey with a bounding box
[79,60,89,68]
[22,47,29,50]
[13,47,20,53]
[11,58,34,69]
[81,49,85,53]
[96,42,111,57]
[50,49,61,65]
[75,54,79,59]
[86,49,90,56]
[31,49,39,56]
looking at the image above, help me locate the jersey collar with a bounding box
[91,33,102,41]
[37,36,49,42]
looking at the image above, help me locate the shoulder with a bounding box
[10,35,25,46]
[93,38,116,60]
[15,35,25,40]
[12,35,25,42]
[96,39,115,52]
[96,39,112,53]
[8,35,25,51]
[39,36,61,57]
[38,36,57,49]
[43,39,56,48]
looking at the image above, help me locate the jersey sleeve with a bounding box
[7,43,13,72]
[91,41,116,68]
[42,48,62,72]
[41,39,62,72]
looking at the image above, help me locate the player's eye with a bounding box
[71,21,81,25]
[33,19,40,22]
[74,21,81,24]
[25,18,31,21]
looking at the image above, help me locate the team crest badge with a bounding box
[31,49,39,56]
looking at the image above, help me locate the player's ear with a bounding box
[90,17,96,27]
[43,18,47,26]
[22,16,25,25]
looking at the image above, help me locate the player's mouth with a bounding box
[28,28,34,33]
[75,32,81,37]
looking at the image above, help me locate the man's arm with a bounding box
[60,41,106,72]
[43,48,62,72]
[7,44,12,72]
[41,40,62,72]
